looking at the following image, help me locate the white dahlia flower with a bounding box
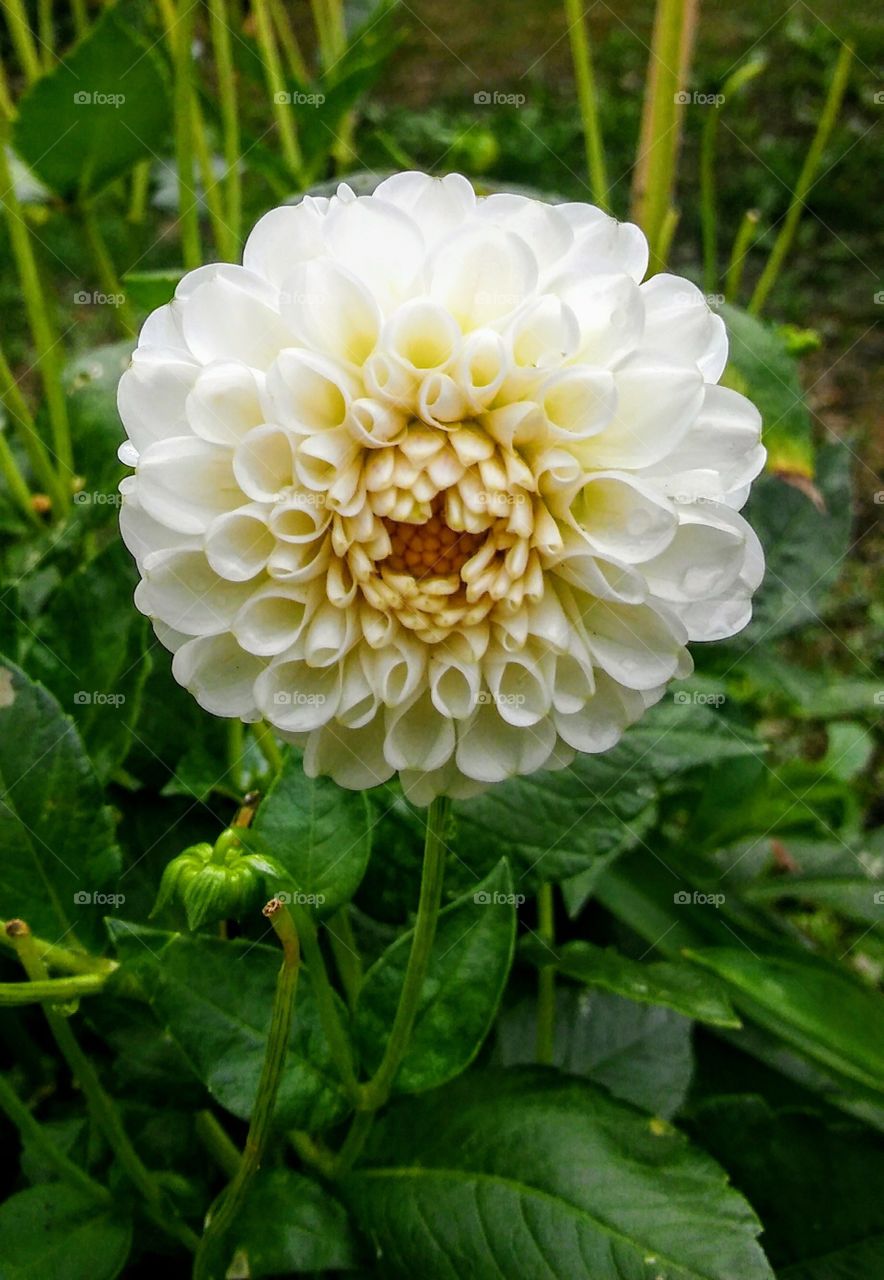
[118,172,765,804]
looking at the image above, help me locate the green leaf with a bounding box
[0,1183,132,1279]
[719,302,814,479]
[522,938,740,1027]
[25,542,150,782]
[686,1095,884,1279]
[0,658,121,950]
[12,7,172,198]
[686,947,884,1095]
[231,1169,360,1275]
[498,988,694,1119]
[121,269,182,313]
[106,922,350,1131]
[734,442,852,643]
[64,343,134,530]
[454,700,759,889]
[249,750,371,918]
[355,861,516,1093]
[343,1069,774,1280]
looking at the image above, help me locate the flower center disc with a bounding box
[382,506,484,580]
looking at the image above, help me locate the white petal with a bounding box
[456,702,556,783]
[555,205,649,281]
[639,383,765,501]
[180,268,291,367]
[242,196,329,287]
[572,472,678,563]
[374,171,476,246]
[584,354,704,469]
[257,659,341,731]
[580,599,687,690]
[233,425,296,503]
[478,193,574,271]
[137,437,240,533]
[204,503,275,581]
[553,273,645,368]
[186,362,265,447]
[304,716,395,789]
[278,259,381,366]
[639,273,728,382]
[384,690,456,772]
[118,347,199,453]
[232,582,313,656]
[265,348,356,434]
[428,224,538,328]
[323,195,425,307]
[172,633,264,719]
[139,549,253,636]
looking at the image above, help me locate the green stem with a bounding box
[193,900,300,1280]
[253,0,304,182]
[0,971,108,1005]
[78,203,136,336]
[749,41,853,316]
[724,207,760,303]
[329,1107,374,1177]
[0,1073,112,1204]
[0,344,67,511]
[0,135,73,487]
[226,718,244,786]
[359,796,450,1110]
[208,0,243,253]
[253,719,283,777]
[0,923,117,976]
[269,0,310,83]
[631,0,694,269]
[6,922,199,1251]
[127,160,151,225]
[563,0,608,211]
[195,1109,241,1179]
[2,0,41,83]
[170,0,201,269]
[535,883,556,1065]
[192,95,235,261]
[70,0,88,38]
[0,427,38,525]
[699,105,719,295]
[290,904,358,1097]
[327,905,362,1010]
[37,0,54,68]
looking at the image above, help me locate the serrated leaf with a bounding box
[249,750,371,918]
[522,938,740,1027]
[498,988,694,1118]
[0,1183,132,1280]
[25,542,150,782]
[344,1069,774,1280]
[355,860,516,1093]
[106,921,350,1130]
[455,700,759,889]
[0,658,121,950]
[12,7,172,198]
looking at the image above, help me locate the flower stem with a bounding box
[253,0,304,183]
[6,921,199,1251]
[78,202,136,336]
[749,41,853,317]
[327,905,362,1010]
[0,427,38,526]
[193,899,300,1280]
[725,208,760,304]
[2,0,41,84]
[0,1073,112,1205]
[0,970,108,1005]
[0,133,73,487]
[127,159,151,225]
[359,795,450,1111]
[192,94,235,262]
[289,903,358,1098]
[253,719,283,778]
[269,0,309,84]
[195,1109,241,1179]
[208,0,243,253]
[170,0,201,270]
[563,0,608,211]
[0,922,117,976]
[0,343,68,512]
[535,883,556,1065]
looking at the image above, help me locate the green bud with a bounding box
[151,834,290,930]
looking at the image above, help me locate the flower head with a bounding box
[118,172,764,803]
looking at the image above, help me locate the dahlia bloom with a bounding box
[118,172,764,803]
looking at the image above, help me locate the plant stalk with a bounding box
[563,0,608,210]
[0,1073,112,1204]
[535,883,556,1065]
